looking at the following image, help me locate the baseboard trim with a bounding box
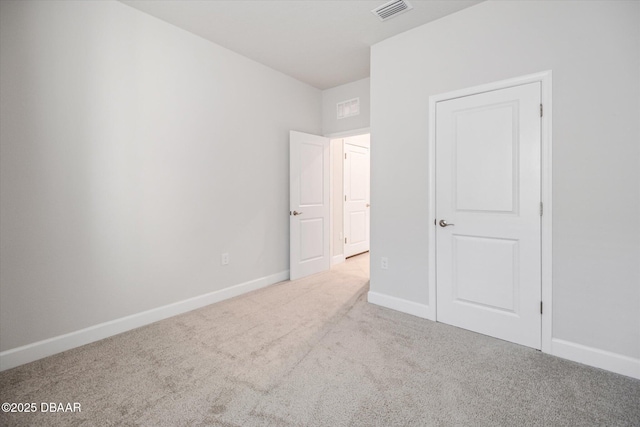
[551,338,640,380]
[332,254,345,265]
[0,270,290,372]
[367,291,434,320]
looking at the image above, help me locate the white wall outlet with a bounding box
[381,257,388,270]
[221,253,229,266]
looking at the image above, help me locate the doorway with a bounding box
[289,130,370,280]
[329,133,371,265]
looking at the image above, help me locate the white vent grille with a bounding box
[371,0,413,21]
[337,98,360,120]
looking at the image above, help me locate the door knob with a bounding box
[366,204,370,208]
[292,210,303,216]
[439,219,454,227]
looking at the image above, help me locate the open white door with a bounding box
[344,142,370,258]
[435,82,542,349]
[290,131,330,280]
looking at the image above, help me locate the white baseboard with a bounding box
[551,338,640,380]
[332,254,345,265]
[367,294,640,380]
[0,270,290,372]
[367,291,434,320]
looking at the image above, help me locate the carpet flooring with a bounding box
[1,253,639,426]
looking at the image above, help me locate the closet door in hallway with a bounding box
[344,142,370,258]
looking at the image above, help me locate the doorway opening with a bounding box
[329,133,370,266]
[288,129,370,281]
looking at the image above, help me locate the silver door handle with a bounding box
[439,219,454,227]
[292,210,303,216]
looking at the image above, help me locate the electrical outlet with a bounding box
[381,257,388,270]
[221,253,229,265]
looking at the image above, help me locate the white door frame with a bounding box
[427,71,553,353]
[325,127,371,140]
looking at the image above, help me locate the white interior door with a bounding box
[290,131,330,280]
[344,143,370,258]
[435,82,542,349]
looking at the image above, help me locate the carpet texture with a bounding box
[1,253,639,426]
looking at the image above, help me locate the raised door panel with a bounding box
[299,142,324,207]
[299,218,324,262]
[455,103,517,213]
[453,236,518,314]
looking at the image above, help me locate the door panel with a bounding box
[344,142,370,258]
[299,218,324,262]
[453,235,518,313]
[290,131,330,280]
[455,103,517,213]
[300,143,324,205]
[436,82,541,349]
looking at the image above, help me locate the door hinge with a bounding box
[540,301,543,314]
[540,104,543,117]
[345,153,347,159]
[540,202,543,216]
[345,237,347,244]
[345,195,347,202]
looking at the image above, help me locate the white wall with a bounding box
[322,78,370,135]
[0,0,321,355]
[370,0,640,373]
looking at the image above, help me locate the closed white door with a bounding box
[435,82,541,349]
[290,131,330,280]
[344,143,370,258]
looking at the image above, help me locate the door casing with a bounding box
[427,71,553,353]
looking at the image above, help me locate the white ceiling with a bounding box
[119,0,482,90]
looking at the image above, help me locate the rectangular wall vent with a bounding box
[337,98,360,120]
[372,0,413,21]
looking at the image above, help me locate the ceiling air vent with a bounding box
[371,0,413,21]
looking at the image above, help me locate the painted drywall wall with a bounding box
[0,0,321,352]
[370,0,639,362]
[322,78,370,135]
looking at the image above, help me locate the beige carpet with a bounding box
[1,253,639,426]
